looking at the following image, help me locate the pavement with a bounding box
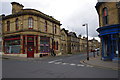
[80,56,120,71]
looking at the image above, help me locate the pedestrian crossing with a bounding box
[48,59,93,68]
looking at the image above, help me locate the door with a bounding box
[27,36,34,58]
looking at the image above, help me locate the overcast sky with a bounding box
[0,0,100,41]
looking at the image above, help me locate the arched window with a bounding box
[7,21,10,31]
[45,21,47,32]
[16,18,19,30]
[103,7,108,25]
[28,17,33,29]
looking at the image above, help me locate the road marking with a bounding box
[48,61,55,63]
[48,59,63,64]
[54,62,62,64]
[70,63,76,66]
[86,65,93,67]
[62,63,69,65]
[77,64,85,67]
[52,59,63,62]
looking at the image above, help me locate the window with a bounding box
[16,18,19,30]
[28,17,33,29]
[56,41,58,50]
[45,21,47,32]
[40,37,50,53]
[55,25,56,34]
[7,21,10,31]
[103,7,108,25]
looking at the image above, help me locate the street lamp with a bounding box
[82,23,89,60]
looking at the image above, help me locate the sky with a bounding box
[0,0,100,41]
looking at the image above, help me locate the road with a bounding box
[2,53,118,78]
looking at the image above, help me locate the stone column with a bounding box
[38,36,40,53]
[20,35,23,54]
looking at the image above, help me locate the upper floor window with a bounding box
[103,7,108,25]
[16,18,19,30]
[28,17,33,29]
[55,25,57,34]
[7,21,10,31]
[45,21,47,32]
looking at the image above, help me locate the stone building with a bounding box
[81,37,87,52]
[67,32,80,54]
[2,2,61,58]
[89,38,100,50]
[60,28,68,54]
[96,2,120,60]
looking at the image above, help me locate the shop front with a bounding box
[3,35,52,58]
[4,35,21,54]
[97,24,120,60]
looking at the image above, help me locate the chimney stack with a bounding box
[11,2,24,14]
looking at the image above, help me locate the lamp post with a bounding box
[82,23,89,60]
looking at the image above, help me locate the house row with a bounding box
[60,28,100,55]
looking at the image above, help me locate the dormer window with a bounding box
[103,7,109,25]
[28,17,33,29]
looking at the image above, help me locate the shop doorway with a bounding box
[27,36,34,58]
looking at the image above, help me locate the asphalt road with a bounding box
[2,53,119,78]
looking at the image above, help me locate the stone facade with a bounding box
[2,2,61,58]
[96,2,120,60]
[67,32,80,54]
[60,28,68,54]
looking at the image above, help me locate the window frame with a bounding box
[16,18,19,30]
[55,25,57,34]
[7,21,10,31]
[28,17,33,29]
[56,41,58,50]
[102,7,109,25]
[45,21,47,32]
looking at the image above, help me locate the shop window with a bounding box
[16,18,19,30]
[7,21,10,31]
[40,37,50,53]
[5,40,20,54]
[45,21,47,32]
[28,17,33,29]
[102,7,109,25]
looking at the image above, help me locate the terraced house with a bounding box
[2,2,61,58]
[60,28,68,54]
[67,32,80,54]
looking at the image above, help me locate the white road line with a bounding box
[77,64,85,67]
[48,59,63,64]
[62,63,69,65]
[70,63,76,66]
[48,61,54,63]
[54,62,62,64]
[52,59,63,62]
[86,65,93,67]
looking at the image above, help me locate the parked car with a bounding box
[97,48,100,51]
[91,49,96,52]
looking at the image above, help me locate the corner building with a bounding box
[2,2,61,58]
[96,2,120,60]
